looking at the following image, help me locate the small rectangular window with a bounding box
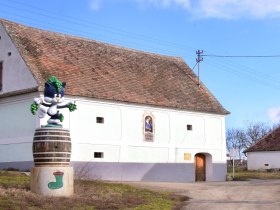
[187,124,192,131]
[0,62,3,91]
[94,152,104,158]
[96,117,104,124]
[96,117,104,123]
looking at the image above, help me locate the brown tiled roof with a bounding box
[1,19,229,115]
[244,126,280,152]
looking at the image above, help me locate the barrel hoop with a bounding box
[34,132,70,136]
[34,134,71,138]
[34,163,70,166]
[33,140,71,143]
[33,154,71,158]
[33,139,71,144]
[34,133,71,138]
[33,142,71,150]
[34,157,70,160]
[33,152,72,154]
[33,136,71,141]
[34,159,70,162]
[35,165,69,167]
[35,130,70,132]
[35,129,70,132]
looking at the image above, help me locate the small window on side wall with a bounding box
[0,62,2,92]
[187,124,192,131]
[96,117,104,124]
[94,152,104,158]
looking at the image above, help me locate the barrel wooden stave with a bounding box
[33,128,71,167]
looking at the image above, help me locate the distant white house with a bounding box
[244,127,280,170]
[0,18,229,182]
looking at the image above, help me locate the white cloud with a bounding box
[173,0,191,9]
[88,0,280,19]
[135,0,191,9]
[267,106,280,123]
[89,0,102,11]
[196,0,280,19]
[134,0,280,19]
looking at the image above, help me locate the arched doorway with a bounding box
[195,153,206,181]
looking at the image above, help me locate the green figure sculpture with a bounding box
[30,76,77,127]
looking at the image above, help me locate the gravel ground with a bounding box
[127,179,280,210]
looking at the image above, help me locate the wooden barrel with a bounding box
[33,128,71,167]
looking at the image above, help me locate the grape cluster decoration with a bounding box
[30,102,39,115]
[67,103,77,112]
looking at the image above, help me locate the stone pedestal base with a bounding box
[30,167,73,197]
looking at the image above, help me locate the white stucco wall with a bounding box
[64,96,227,165]
[0,93,38,162]
[0,23,37,94]
[247,151,280,170]
[0,92,227,168]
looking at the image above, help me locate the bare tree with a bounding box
[244,122,271,148]
[226,121,272,159]
[226,128,246,159]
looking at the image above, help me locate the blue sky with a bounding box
[1,0,280,129]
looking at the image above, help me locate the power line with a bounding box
[4,1,280,61]
[2,0,280,89]
[1,0,197,53]
[206,53,280,89]
[202,54,280,58]
[195,50,280,89]
[203,59,280,88]
[0,10,190,57]
[212,56,280,83]
[192,62,198,70]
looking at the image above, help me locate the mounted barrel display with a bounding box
[30,76,76,196]
[33,128,71,167]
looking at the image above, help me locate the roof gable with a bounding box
[0,22,38,95]
[0,18,229,115]
[245,126,280,152]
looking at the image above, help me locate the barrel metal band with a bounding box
[33,140,71,143]
[34,157,71,160]
[33,152,71,154]
[34,135,71,139]
[35,163,70,165]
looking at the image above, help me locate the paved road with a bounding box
[128,179,280,210]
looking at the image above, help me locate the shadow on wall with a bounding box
[141,163,195,182]
[0,161,227,182]
[72,162,197,182]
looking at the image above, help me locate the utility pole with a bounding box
[196,50,203,87]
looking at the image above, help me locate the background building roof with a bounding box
[245,126,280,152]
[1,19,229,115]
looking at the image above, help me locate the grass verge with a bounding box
[227,167,280,181]
[0,170,187,210]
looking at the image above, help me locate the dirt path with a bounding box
[127,179,280,209]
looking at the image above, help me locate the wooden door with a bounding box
[195,153,206,181]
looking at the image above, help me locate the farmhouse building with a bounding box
[0,19,229,182]
[244,126,280,170]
